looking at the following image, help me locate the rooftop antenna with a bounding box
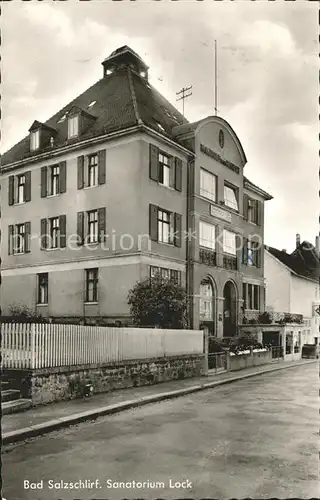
[176,85,192,117]
[214,39,218,116]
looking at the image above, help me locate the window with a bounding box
[219,129,225,148]
[200,281,213,320]
[244,283,260,310]
[199,221,216,250]
[85,268,98,302]
[30,130,40,151]
[158,153,170,187]
[87,210,98,243]
[248,198,258,224]
[149,266,181,285]
[223,230,236,255]
[149,145,182,192]
[68,115,79,138]
[17,175,26,203]
[49,217,60,249]
[247,238,260,267]
[224,184,238,211]
[200,169,216,202]
[14,224,26,254]
[158,209,173,244]
[49,165,60,196]
[88,154,98,187]
[37,273,48,305]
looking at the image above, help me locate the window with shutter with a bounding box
[25,171,32,202]
[59,215,67,248]
[98,150,106,185]
[149,204,158,242]
[59,162,67,194]
[98,207,106,242]
[149,144,159,182]
[174,213,182,247]
[24,222,31,253]
[40,218,48,250]
[8,176,14,206]
[175,158,182,192]
[77,212,84,246]
[37,273,48,304]
[77,156,85,189]
[41,167,48,198]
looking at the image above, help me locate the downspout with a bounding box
[186,158,195,329]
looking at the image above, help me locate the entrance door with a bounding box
[199,278,215,336]
[223,281,237,337]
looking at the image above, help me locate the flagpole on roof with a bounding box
[214,39,218,116]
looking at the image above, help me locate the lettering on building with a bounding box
[200,143,240,174]
[210,204,232,223]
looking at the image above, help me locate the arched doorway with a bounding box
[199,277,216,336]
[223,281,237,337]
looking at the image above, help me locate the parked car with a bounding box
[301,344,319,359]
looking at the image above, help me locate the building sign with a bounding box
[200,143,240,174]
[210,204,232,223]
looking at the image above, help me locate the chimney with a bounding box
[296,233,300,249]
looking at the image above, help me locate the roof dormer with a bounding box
[28,120,57,152]
[66,106,96,141]
[102,45,149,80]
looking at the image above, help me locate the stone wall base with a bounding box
[9,354,204,406]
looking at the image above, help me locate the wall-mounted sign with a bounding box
[210,204,232,223]
[200,143,240,174]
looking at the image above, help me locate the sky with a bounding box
[1,1,318,253]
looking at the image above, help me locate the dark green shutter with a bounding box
[41,167,48,198]
[169,156,175,188]
[98,150,106,185]
[149,144,159,182]
[77,212,84,246]
[149,204,158,241]
[243,194,249,220]
[8,225,14,255]
[59,161,67,194]
[98,207,106,242]
[77,156,84,190]
[8,176,14,205]
[40,219,48,250]
[25,171,32,202]
[174,158,182,192]
[59,215,66,248]
[174,213,182,247]
[24,222,31,253]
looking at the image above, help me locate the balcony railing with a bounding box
[223,254,237,270]
[199,248,217,267]
[240,310,304,326]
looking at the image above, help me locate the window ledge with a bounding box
[157,241,175,247]
[83,185,99,190]
[158,182,176,191]
[14,201,27,206]
[47,194,60,199]
[36,303,48,307]
[12,252,26,256]
[84,302,98,305]
[199,193,216,204]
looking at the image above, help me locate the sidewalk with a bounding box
[2,358,316,445]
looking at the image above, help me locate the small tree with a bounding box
[128,273,188,329]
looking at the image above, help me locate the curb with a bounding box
[2,359,316,445]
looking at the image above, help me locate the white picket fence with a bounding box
[0,323,203,369]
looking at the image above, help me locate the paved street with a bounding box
[2,364,319,499]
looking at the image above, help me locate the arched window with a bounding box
[200,279,213,321]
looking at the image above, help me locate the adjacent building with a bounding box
[264,235,320,346]
[0,45,273,336]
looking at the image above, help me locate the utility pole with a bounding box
[214,39,218,116]
[176,85,193,117]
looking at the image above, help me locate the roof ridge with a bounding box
[127,67,142,126]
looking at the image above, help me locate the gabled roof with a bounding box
[1,48,188,169]
[265,243,319,282]
[244,176,273,201]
